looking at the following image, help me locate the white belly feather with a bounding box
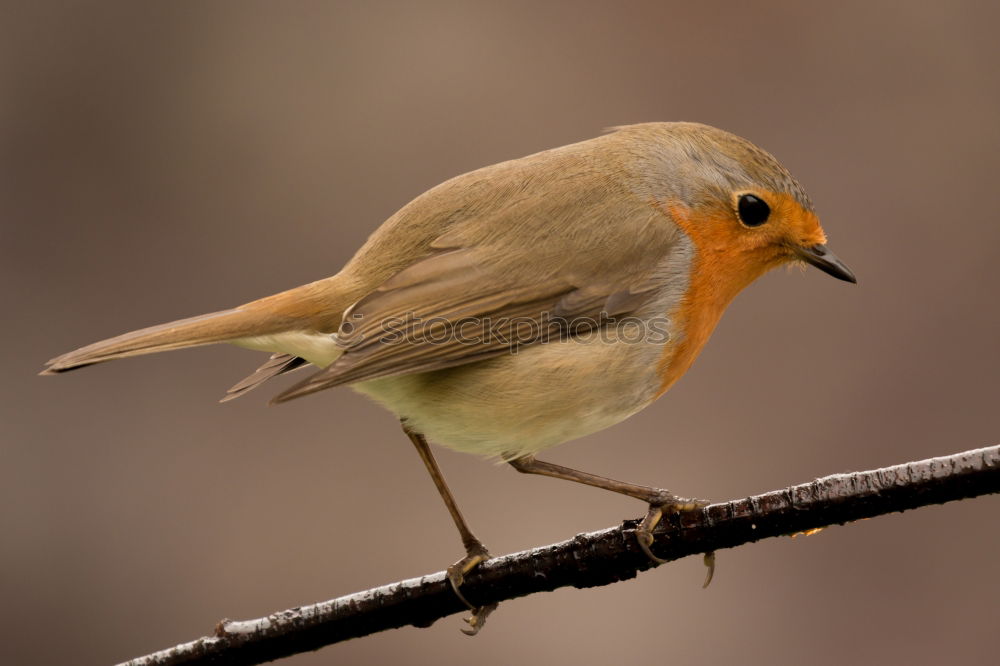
[353,330,670,459]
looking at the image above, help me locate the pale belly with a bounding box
[352,331,670,459]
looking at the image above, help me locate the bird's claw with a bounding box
[460,602,500,635]
[635,522,668,565]
[635,495,716,586]
[702,551,716,588]
[446,545,497,635]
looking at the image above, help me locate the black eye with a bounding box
[737,194,771,227]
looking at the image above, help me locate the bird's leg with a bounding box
[507,455,715,585]
[402,423,498,635]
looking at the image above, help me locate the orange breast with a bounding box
[654,203,774,397]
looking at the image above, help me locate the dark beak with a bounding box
[794,243,857,284]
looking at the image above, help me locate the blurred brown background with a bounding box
[3,1,999,664]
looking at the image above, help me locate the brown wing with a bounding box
[331,251,632,375]
[271,136,692,403]
[273,237,680,403]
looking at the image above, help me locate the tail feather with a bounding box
[41,276,350,375]
[42,307,286,374]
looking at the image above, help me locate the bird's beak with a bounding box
[793,243,857,284]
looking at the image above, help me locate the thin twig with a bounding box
[120,445,1000,666]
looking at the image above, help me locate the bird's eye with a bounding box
[737,194,770,227]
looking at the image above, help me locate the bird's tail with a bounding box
[41,277,346,374]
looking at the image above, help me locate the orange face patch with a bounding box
[653,193,827,396]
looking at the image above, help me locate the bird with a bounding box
[42,122,855,633]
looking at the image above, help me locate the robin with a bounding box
[42,122,855,632]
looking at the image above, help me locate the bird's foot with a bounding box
[636,492,715,587]
[446,543,498,635]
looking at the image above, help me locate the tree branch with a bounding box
[120,445,1000,666]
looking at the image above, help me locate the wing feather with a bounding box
[271,160,690,403]
[221,353,307,402]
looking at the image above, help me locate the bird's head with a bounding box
[624,122,856,290]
